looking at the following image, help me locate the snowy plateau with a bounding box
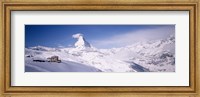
[25,33,175,72]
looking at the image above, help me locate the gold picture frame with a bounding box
[0,0,199,97]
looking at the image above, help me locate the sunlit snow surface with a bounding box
[25,35,175,72]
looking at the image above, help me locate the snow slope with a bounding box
[25,34,175,72]
[25,58,101,72]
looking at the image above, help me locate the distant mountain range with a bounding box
[25,34,175,72]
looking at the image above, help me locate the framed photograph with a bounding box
[0,0,199,97]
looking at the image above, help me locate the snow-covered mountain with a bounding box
[73,33,92,49]
[25,34,175,72]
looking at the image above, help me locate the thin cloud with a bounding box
[72,33,83,39]
[91,26,175,49]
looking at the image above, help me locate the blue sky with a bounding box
[25,25,175,49]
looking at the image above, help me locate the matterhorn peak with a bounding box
[72,33,91,49]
